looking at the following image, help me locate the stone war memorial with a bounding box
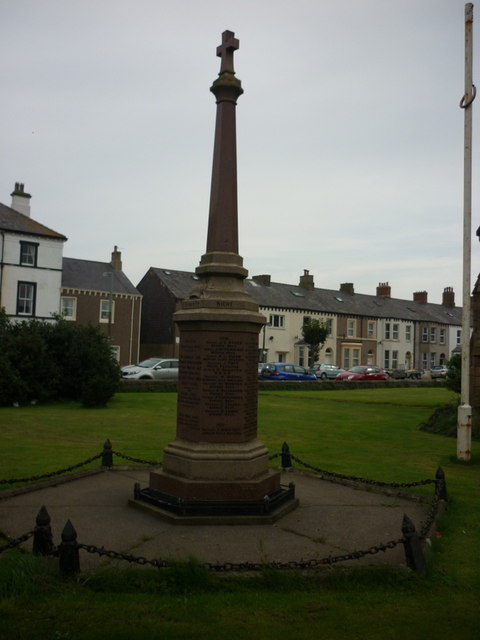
[133,31,297,522]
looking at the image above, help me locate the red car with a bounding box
[336,366,389,381]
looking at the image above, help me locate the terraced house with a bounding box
[136,268,462,371]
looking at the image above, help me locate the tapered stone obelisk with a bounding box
[143,31,295,520]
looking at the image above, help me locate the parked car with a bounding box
[309,363,345,380]
[121,358,179,380]
[258,363,317,381]
[336,366,389,381]
[386,368,423,380]
[430,365,448,379]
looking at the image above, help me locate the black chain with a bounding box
[112,451,162,466]
[0,454,103,486]
[0,531,34,554]
[419,479,445,538]
[290,455,435,489]
[77,537,404,572]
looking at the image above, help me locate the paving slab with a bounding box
[0,468,429,572]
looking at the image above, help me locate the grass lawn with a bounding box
[0,387,479,640]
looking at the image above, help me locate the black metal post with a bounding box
[102,439,113,467]
[281,442,292,469]
[33,505,54,556]
[58,520,80,575]
[402,514,427,576]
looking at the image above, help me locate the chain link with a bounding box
[112,451,162,466]
[0,531,34,554]
[0,454,103,486]
[290,455,435,489]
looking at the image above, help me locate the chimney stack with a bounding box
[10,182,32,217]
[252,274,271,286]
[299,269,314,291]
[376,282,391,298]
[340,282,354,295]
[442,286,455,307]
[413,291,428,304]
[111,245,122,271]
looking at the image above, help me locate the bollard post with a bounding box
[435,466,447,501]
[402,514,427,577]
[58,520,80,575]
[102,438,113,467]
[281,442,292,469]
[33,505,54,556]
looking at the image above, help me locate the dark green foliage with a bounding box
[0,309,119,407]
[301,318,328,366]
[419,402,480,440]
[446,353,461,394]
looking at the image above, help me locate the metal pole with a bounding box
[458,3,474,461]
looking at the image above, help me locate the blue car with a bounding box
[258,363,317,381]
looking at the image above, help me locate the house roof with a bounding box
[62,257,140,296]
[0,202,67,240]
[146,267,462,326]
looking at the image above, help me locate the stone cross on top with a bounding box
[216,30,239,74]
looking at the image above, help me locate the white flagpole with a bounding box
[458,3,474,461]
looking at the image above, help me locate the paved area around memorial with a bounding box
[0,467,432,573]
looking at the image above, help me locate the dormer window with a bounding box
[19,241,38,267]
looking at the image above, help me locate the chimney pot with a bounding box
[111,246,122,271]
[340,282,354,295]
[10,182,32,217]
[376,282,391,298]
[442,287,455,307]
[413,291,428,304]
[299,270,314,291]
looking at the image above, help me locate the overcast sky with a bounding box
[2,0,479,304]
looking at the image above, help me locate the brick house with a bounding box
[137,267,462,370]
[61,247,142,366]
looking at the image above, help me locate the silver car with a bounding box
[309,363,344,380]
[121,358,179,380]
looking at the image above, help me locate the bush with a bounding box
[0,310,119,407]
[446,353,461,394]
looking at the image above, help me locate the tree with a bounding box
[301,318,328,367]
[0,310,119,407]
[446,353,461,394]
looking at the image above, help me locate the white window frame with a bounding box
[347,319,356,338]
[384,350,390,369]
[269,314,285,329]
[367,321,375,338]
[430,327,436,343]
[422,327,428,343]
[17,281,36,316]
[392,324,399,340]
[60,297,77,321]
[405,325,412,342]
[385,323,391,339]
[100,299,115,323]
[439,328,446,345]
[392,350,398,368]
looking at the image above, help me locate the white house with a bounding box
[0,183,67,321]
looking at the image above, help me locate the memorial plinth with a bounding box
[135,31,297,521]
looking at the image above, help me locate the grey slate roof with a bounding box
[0,202,67,240]
[148,267,462,326]
[62,257,140,296]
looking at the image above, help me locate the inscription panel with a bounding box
[177,330,258,443]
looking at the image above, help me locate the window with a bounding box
[19,242,38,267]
[60,297,77,320]
[367,322,375,338]
[440,353,446,365]
[269,314,284,328]
[385,323,391,339]
[439,329,446,345]
[384,350,390,369]
[456,329,461,346]
[422,327,428,342]
[347,319,355,337]
[392,324,399,340]
[392,350,398,368]
[405,325,412,341]
[111,346,120,361]
[17,281,36,316]
[430,327,436,343]
[100,299,115,323]
[343,349,350,370]
[422,352,428,368]
[430,353,436,367]
[352,348,360,367]
[298,347,305,367]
